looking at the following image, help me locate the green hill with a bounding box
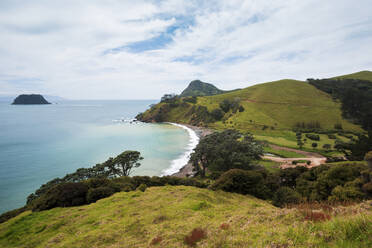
[1,186,371,248]
[180,80,225,97]
[140,79,361,132]
[332,70,372,82]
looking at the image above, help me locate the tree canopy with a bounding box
[190,130,263,177]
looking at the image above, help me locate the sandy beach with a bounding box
[170,124,213,178]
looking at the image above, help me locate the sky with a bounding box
[0,0,371,99]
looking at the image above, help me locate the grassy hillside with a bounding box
[141,79,361,132]
[1,186,371,248]
[333,70,372,82]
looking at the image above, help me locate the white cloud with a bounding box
[0,0,371,99]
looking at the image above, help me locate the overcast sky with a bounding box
[0,0,371,99]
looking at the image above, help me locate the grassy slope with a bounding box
[332,70,372,81]
[144,79,361,132]
[1,186,371,248]
[141,79,362,153]
[202,79,360,132]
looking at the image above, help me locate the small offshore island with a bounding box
[12,94,51,105]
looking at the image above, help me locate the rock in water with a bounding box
[12,94,51,105]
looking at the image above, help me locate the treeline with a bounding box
[307,78,372,130]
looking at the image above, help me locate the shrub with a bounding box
[323,144,332,150]
[183,96,197,104]
[365,151,372,169]
[334,123,343,130]
[184,228,206,246]
[327,134,337,139]
[86,186,115,203]
[305,134,320,141]
[210,108,224,120]
[365,151,372,161]
[272,187,302,207]
[137,183,147,192]
[32,182,88,211]
[328,186,364,202]
[362,182,372,196]
[312,143,318,148]
[211,169,270,199]
[238,105,245,112]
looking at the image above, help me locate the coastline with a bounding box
[169,124,213,178]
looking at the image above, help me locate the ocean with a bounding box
[0,100,195,214]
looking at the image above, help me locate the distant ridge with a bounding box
[12,94,51,105]
[180,80,225,97]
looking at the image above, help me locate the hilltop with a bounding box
[1,186,371,248]
[180,80,225,97]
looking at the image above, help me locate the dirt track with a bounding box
[264,144,327,169]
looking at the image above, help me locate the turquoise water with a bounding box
[0,100,190,213]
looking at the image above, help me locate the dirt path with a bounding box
[264,144,326,169]
[269,144,325,158]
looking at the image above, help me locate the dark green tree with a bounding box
[111,151,144,177]
[190,130,263,177]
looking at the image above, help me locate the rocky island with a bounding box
[12,94,51,105]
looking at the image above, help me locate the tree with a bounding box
[323,144,332,150]
[190,130,263,177]
[312,142,318,148]
[210,108,224,120]
[111,151,143,177]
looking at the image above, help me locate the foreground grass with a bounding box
[1,186,371,248]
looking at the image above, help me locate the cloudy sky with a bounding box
[0,0,371,99]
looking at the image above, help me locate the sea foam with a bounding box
[162,123,200,175]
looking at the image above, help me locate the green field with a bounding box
[1,186,371,248]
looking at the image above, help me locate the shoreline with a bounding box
[169,124,213,178]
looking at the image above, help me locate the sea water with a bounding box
[0,100,194,214]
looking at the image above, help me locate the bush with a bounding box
[210,108,224,121]
[327,134,337,139]
[86,186,115,203]
[211,169,270,199]
[312,143,318,148]
[272,187,301,207]
[328,186,364,202]
[365,151,372,161]
[137,183,147,192]
[334,123,343,130]
[32,182,88,211]
[305,134,320,141]
[238,105,245,112]
[365,151,372,169]
[362,182,372,196]
[323,144,332,150]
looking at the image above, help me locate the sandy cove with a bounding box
[171,124,213,178]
